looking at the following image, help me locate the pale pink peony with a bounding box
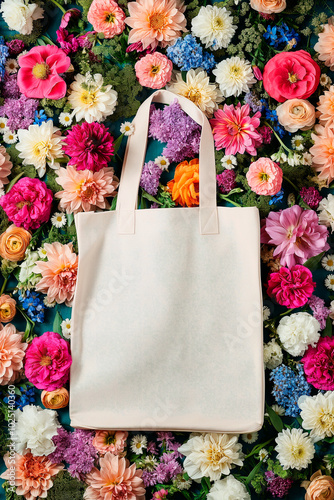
[24,331,72,391]
[210,103,262,156]
[0,146,13,188]
[93,431,128,456]
[34,242,78,306]
[314,20,334,71]
[301,336,334,390]
[246,157,283,196]
[88,0,126,38]
[0,323,27,385]
[55,166,119,214]
[261,205,329,268]
[310,125,334,185]
[135,52,173,89]
[267,265,316,308]
[125,0,187,50]
[84,452,145,500]
[317,85,334,127]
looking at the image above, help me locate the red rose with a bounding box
[263,50,320,102]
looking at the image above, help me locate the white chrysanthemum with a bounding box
[130,434,147,454]
[221,154,237,170]
[191,5,237,50]
[275,428,315,470]
[263,305,271,321]
[3,129,18,144]
[68,72,118,123]
[168,69,223,117]
[154,156,170,171]
[318,194,334,231]
[61,318,72,340]
[16,120,64,177]
[213,57,256,98]
[207,475,250,500]
[0,0,44,35]
[5,58,19,74]
[322,254,334,271]
[325,274,334,290]
[178,433,244,481]
[14,405,59,456]
[263,339,283,370]
[277,312,321,357]
[120,121,135,136]
[173,473,192,490]
[59,112,72,127]
[51,212,66,228]
[0,118,8,134]
[241,431,258,444]
[258,448,269,462]
[291,135,305,151]
[298,392,334,442]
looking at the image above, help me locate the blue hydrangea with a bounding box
[270,364,311,417]
[166,35,216,72]
[34,110,49,125]
[269,189,284,205]
[0,36,9,81]
[18,290,45,323]
[4,386,35,410]
[263,23,300,49]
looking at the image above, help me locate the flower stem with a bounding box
[219,195,242,207]
[283,175,299,192]
[49,0,66,14]
[264,121,291,153]
[280,308,293,317]
[0,277,8,295]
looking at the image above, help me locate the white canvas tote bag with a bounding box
[70,89,264,433]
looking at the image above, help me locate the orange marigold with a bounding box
[167,159,199,207]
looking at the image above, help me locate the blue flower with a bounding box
[4,386,36,410]
[167,35,216,72]
[263,23,300,49]
[0,36,9,81]
[33,110,49,125]
[18,290,45,323]
[269,189,284,205]
[262,100,287,138]
[270,364,311,417]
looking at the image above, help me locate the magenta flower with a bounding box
[63,122,114,172]
[301,336,334,390]
[267,265,316,308]
[261,205,329,268]
[25,332,72,391]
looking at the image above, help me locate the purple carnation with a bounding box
[6,39,25,56]
[217,170,237,194]
[140,160,162,196]
[0,95,39,131]
[300,186,322,209]
[265,471,294,498]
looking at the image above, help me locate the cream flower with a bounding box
[322,254,334,271]
[120,121,135,136]
[207,475,250,500]
[191,5,237,50]
[154,155,170,170]
[178,433,244,481]
[263,339,283,369]
[168,68,223,117]
[241,431,258,444]
[16,120,64,177]
[318,194,334,231]
[291,135,305,151]
[0,118,8,134]
[299,392,334,441]
[51,212,66,228]
[0,0,44,35]
[277,312,321,357]
[221,154,237,170]
[5,59,19,74]
[3,130,18,144]
[68,72,118,123]
[14,405,59,456]
[275,428,315,470]
[213,57,256,98]
[61,318,72,340]
[130,434,147,454]
[59,112,72,127]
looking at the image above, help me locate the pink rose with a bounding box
[246,157,283,196]
[0,177,53,231]
[267,265,316,308]
[250,0,286,14]
[276,99,316,133]
[263,50,321,102]
[301,336,334,390]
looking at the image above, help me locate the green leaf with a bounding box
[53,311,63,335]
[141,190,162,205]
[323,315,333,337]
[14,387,22,396]
[67,213,74,227]
[201,476,211,493]
[112,134,124,156]
[6,172,25,193]
[266,403,284,432]
[246,460,263,485]
[110,195,118,211]
[303,252,325,271]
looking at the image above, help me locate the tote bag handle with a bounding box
[116,89,218,235]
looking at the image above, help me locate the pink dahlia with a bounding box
[246,157,283,196]
[63,122,114,172]
[25,331,72,391]
[88,0,126,38]
[17,45,71,99]
[0,146,12,188]
[0,177,53,231]
[267,265,316,308]
[261,205,329,268]
[92,431,128,456]
[210,103,262,155]
[0,323,27,385]
[301,336,334,390]
[310,125,334,184]
[55,166,119,214]
[135,52,173,89]
[34,242,78,306]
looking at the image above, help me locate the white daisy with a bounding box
[325,274,334,290]
[213,57,256,98]
[154,156,170,171]
[43,297,56,308]
[0,118,8,134]
[320,74,332,87]
[191,5,237,50]
[322,254,334,271]
[301,152,312,166]
[5,58,18,74]
[16,120,64,177]
[263,339,283,370]
[318,194,334,231]
[271,405,285,416]
[59,112,72,127]
[241,431,258,444]
[275,428,315,470]
[221,154,237,170]
[168,68,223,117]
[3,129,18,144]
[61,318,72,340]
[37,246,48,259]
[120,121,135,136]
[130,434,147,454]
[263,305,271,321]
[287,152,302,166]
[51,212,66,228]
[258,448,269,462]
[298,392,334,442]
[291,135,305,151]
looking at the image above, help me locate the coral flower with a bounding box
[84,452,145,500]
[0,323,27,385]
[0,224,31,262]
[41,387,69,409]
[267,265,316,308]
[17,45,71,99]
[126,0,187,49]
[93,431,128,456]
[310,125,334,185]
[246,158,283,196]
[34,242,78,306]
[302,336,334,390]
[55,166,119,214]
[314,21,334,71]
[0,294,17,323]
[317,86,334,127]
[0,145,12,188]
[1,452,63,500]
[167,159,199,207]
[88,0,126,38]
[261,205,329,268]
[210,103,262,155]
[135,52,173,89]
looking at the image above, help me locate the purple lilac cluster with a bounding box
[140,160,162,196]
[0,95,39,131]
[300,186,323,208]
[149,100,201,163]
[1,73,21,99]
[216,170,237,194]
[308,295,330,329]
[142,452,183,487]
[244,92,263,114]
[265,471,294,498]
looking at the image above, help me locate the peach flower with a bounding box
[0,295,16,323]
[0,323,27,385]
[84,452,145,500]
[250,0,286,14]
[310,125,334,184]
[125,0,187,49]
[34,242,78,306]
[0,452,63,500]
[167,159,199,207]
[304,470,334,500]
[314,19,334,71]
[276,99,316,133]
[318,85,334,127]
[135,52,173,89]
[0,145,13,188]
[0,224,31,262]
[88,0,126,38]
[93,431,128,456]
[246,158,283,196]
[41,387,69,409]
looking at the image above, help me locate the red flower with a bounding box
[267,265,316,308]
[302,336,334,390]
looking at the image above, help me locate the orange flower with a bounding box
[93,430,128,456]
[41,387,69,409]
[0,224,31,262]
[304,470,334,500]
[167,159,199,207]
[0,294,16,323]
[310,125,334,184]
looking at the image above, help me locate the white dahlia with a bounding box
[191,5,237,50]
[263,339,283,370]
[299,392,334,441]
[275,428,315,470]
[14,405,59,456]
[318,193,334,231]
[277,312,321,357]
[207,475,250,500]
[168,69,223,117]
[213,57,256,98]
[0,0,44,35]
